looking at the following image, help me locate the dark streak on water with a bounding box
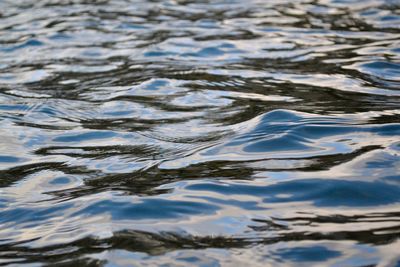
[0,0,400,266]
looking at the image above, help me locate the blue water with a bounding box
[0,0,400,266]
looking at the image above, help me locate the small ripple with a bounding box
[160,109,400,168]
[345,60,400,82]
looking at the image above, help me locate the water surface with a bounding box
[0,0,400,266]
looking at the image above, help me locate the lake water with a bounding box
[0,0,400,266]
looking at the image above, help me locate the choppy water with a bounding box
[0,0,400,266]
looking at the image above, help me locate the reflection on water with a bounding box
[0,0,400,266]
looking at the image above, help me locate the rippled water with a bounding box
[1,0,400,266]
